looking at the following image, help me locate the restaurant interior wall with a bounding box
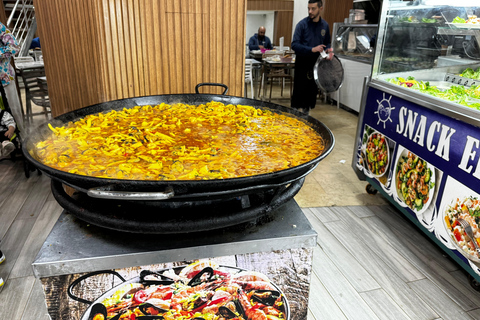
[322,0,354,29]
[247,0,293,46]
[292,0,353,41]
[246,11,275,44]
[34,0,247,117]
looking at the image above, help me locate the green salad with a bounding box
[398,17,436,23]
[396,152,434,211]
[460,67,480,80]
[388,76,480,110]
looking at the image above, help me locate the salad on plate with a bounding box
[395,151,434,212]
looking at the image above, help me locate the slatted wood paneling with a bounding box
[323,0,353,30]
[274,11,293,47]
[34,0,247,117]
[247,0,293,46]
[247,0,293,11]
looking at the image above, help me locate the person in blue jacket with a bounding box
[291,0,333,114]
[248,26,273,51]
[30,37,40,49]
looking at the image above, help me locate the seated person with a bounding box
[30,37,40,50]
[0,109,16,157]
[248,26,273,51]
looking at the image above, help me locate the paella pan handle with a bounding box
[87,186,175,200]
[195,83,229,95]
[67,270,126,305]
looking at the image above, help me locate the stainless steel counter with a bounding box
[33,199,316,278]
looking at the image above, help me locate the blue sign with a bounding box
[356,87,480,277]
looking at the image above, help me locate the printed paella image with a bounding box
[85,260,288,320]
[444,196,480,261]
[33,102,325,181]
[395,150,434,212]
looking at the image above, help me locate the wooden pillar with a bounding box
[34,0,247,117]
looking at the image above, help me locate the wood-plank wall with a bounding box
[34,0,247,117]
[323,0,353,30]
[247,0,293,47]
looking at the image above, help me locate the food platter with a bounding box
[442,196,480,268]
[70,261,291,320]
[362,131,390,178]
[394,148,435,218]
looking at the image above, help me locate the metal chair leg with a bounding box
[269,77,273,102]
[290,77,293,98]
[258,73,264,100]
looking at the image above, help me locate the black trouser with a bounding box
[291,59,319,110]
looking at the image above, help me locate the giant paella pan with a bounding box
[23,83,334,233]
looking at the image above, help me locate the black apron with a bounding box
[291,54,319,110]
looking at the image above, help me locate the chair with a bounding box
[258,61,293,102]
[266,69,293,102]
[245,60,254,99]
[14,56,34,64]
[19,67,51,124]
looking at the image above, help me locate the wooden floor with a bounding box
[1,161,480,319]
[1,98,480,319]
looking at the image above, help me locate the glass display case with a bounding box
[331,23,378,112]
[353,0,480,287]
[372,0,480,121]
[332,23,378,64]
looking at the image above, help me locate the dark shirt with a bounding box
[291,17,331,62]
[30,37,40,49]
[248,33,273,50]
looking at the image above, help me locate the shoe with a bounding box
[0,250,5,264]
[0,277,3,287]
[2,141,14,157]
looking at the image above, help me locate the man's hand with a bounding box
[326,48,334,60]
[312,44,326,53]
[259,45,265,49]
[5,126,14,139]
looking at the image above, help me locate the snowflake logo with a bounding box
[374,93,395,129]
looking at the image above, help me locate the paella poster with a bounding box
[40,249,312,320]
[355,86,480,277]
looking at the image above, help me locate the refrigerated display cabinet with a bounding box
[331,23,378,112]
[353,0,480,288]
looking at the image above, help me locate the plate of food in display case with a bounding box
[443,196,480,268]
[70,260,290,320]
[362,131,390,179]
[394,148,435,218]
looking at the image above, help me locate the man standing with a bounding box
[248,26,273,51]
[291,0,333,114]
